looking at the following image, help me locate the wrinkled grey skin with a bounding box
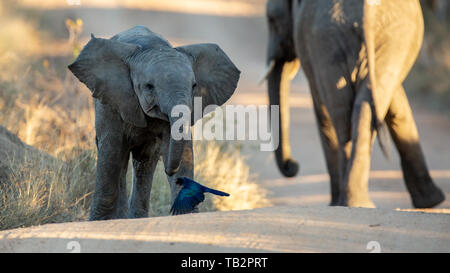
[69,26,240,220]
[265,0,445,208]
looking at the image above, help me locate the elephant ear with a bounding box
[176,43,240,122]
[68,35,147,128]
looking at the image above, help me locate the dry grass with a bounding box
[0,150,96,230]
[0,2,271,230]
[193,141,271,212]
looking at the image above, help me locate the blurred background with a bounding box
[0,0,449,230]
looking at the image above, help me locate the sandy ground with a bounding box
[1,206,449,253]
[1,1,449,252]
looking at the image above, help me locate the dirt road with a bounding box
[2,1,448,252]
[1,206,449,252]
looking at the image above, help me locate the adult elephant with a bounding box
[261,0,445,208]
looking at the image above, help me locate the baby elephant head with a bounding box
[68,29,240,176]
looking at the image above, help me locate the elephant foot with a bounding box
[279,158,299,177]
[341,195,376,208]
[127,208,149,219]
[89,201,118,221]
[347,199,376,208]
[115,205,129,219]
[411,185,445,208]
[329,195,340,206]
[89,210,115,221]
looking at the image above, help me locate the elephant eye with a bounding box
[146,83,154,91]
[192,83,197,90]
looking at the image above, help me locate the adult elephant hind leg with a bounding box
[296,34,356,206]
[128,142,161,218]
[364,0,425,131]
[340,89,376,208]
[312,100,341,206]
[386,86,445,208]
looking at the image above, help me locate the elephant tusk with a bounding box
[258,60,276,85]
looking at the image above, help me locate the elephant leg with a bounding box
[386,86,445,208]
[161,127,194,210]
[116,167,129,219]
[90,135,130,221]
[296,41,355,206]
[128,142,161,218]
[295,18,362,205]
[312,102,341,205]
[340,89,376,208]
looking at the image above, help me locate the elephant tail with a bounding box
[363,2,391,160]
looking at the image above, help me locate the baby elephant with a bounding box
[68,26,240,220]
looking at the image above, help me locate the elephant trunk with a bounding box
[165,98,192,176]
[165,115,189,176]
[267,59,300,177]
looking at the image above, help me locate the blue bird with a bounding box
[170,177,230,215]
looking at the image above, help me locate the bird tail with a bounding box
[203,187,230,196]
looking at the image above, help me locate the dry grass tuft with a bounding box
[0,149,96,230]
[194,141,272,212]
